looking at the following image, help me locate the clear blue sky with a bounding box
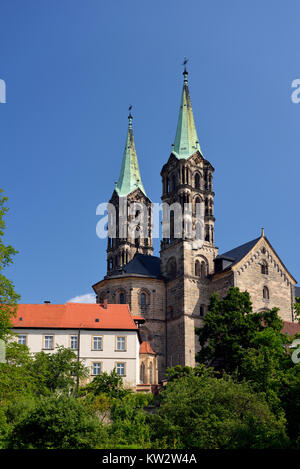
[1,0,299,304]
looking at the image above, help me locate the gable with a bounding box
[232,236,296,285]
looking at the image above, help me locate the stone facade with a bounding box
[231,237,296,322]
[92,69,297,382]
[93,276,166,378]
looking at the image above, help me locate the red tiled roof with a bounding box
[11,303,138,330]
[132,315,145,323]
[282,321,300,336]
[140,341,156,355]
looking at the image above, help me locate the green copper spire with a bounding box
[115,111,146,197]
[172,67,203,159]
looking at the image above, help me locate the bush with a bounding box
[7,394,108,449]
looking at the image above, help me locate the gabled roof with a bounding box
[214,234,296,283]
[215,237,261,268]
[11,303,138,331]
[115,114,146,197]
[140,341,156,355]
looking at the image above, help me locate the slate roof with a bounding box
[110,254,162,279]
[12,303,138,330]
[215,237,260,271]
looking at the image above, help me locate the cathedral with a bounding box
[92,67,298,381]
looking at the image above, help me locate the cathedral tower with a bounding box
[160,66,218,368]
[106,111,153,276]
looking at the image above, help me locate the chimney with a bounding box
[44,300,51,304]
[103,299,108,309]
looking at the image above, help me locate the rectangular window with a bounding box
[92,362,102,375]
[17,335,27,345]
[44,335,54,350]
[116,336,126,351]
[92,336,103,351]
[116,362,126,376]
[70,335,78,350]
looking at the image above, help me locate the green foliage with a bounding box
[0,344,88,401]
[80,369,131,399]
[0,343,38,401]
[6,394,108,449]
[109,392,154,449]
[152,374,289,449]
[0,189,20,341]
[31,346,88,396]
[294,297,300,322]
[166,364,217,382]
[196,287,284,374]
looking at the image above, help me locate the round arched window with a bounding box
[119,292,125,304]
[140,293,146,306]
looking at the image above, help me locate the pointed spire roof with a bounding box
[172,67,203,160]
[115,111,146,197]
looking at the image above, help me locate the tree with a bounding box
[0,189,20,341]
[294,297,300,323]
[152,374,289,449]
[80,369,131,399]
[195,287,284,374]
[6,394,108,449]
[31,346,89,396]
[109,392,153,449]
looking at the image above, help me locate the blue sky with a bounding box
[1,0,299,304]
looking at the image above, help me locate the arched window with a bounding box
[205,198,209,216]
[119,292,125,304]
[182,167,185,184]
[194,196,201,213]
[140,362,145,384]
[194,173,200,189]
[170,211,174,240]
[261,261,268,275]
[205,224,210,242]
[200,305,205,317]
[166,178,170,193]
[172,175,176,191]
[263,286,269,300]
[195,260,201,277]
[140,293,146,306]
[201,261,207,278]
[149,362,153,384]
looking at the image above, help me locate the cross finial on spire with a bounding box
[182,57,188,82]
[128,105,133,128]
